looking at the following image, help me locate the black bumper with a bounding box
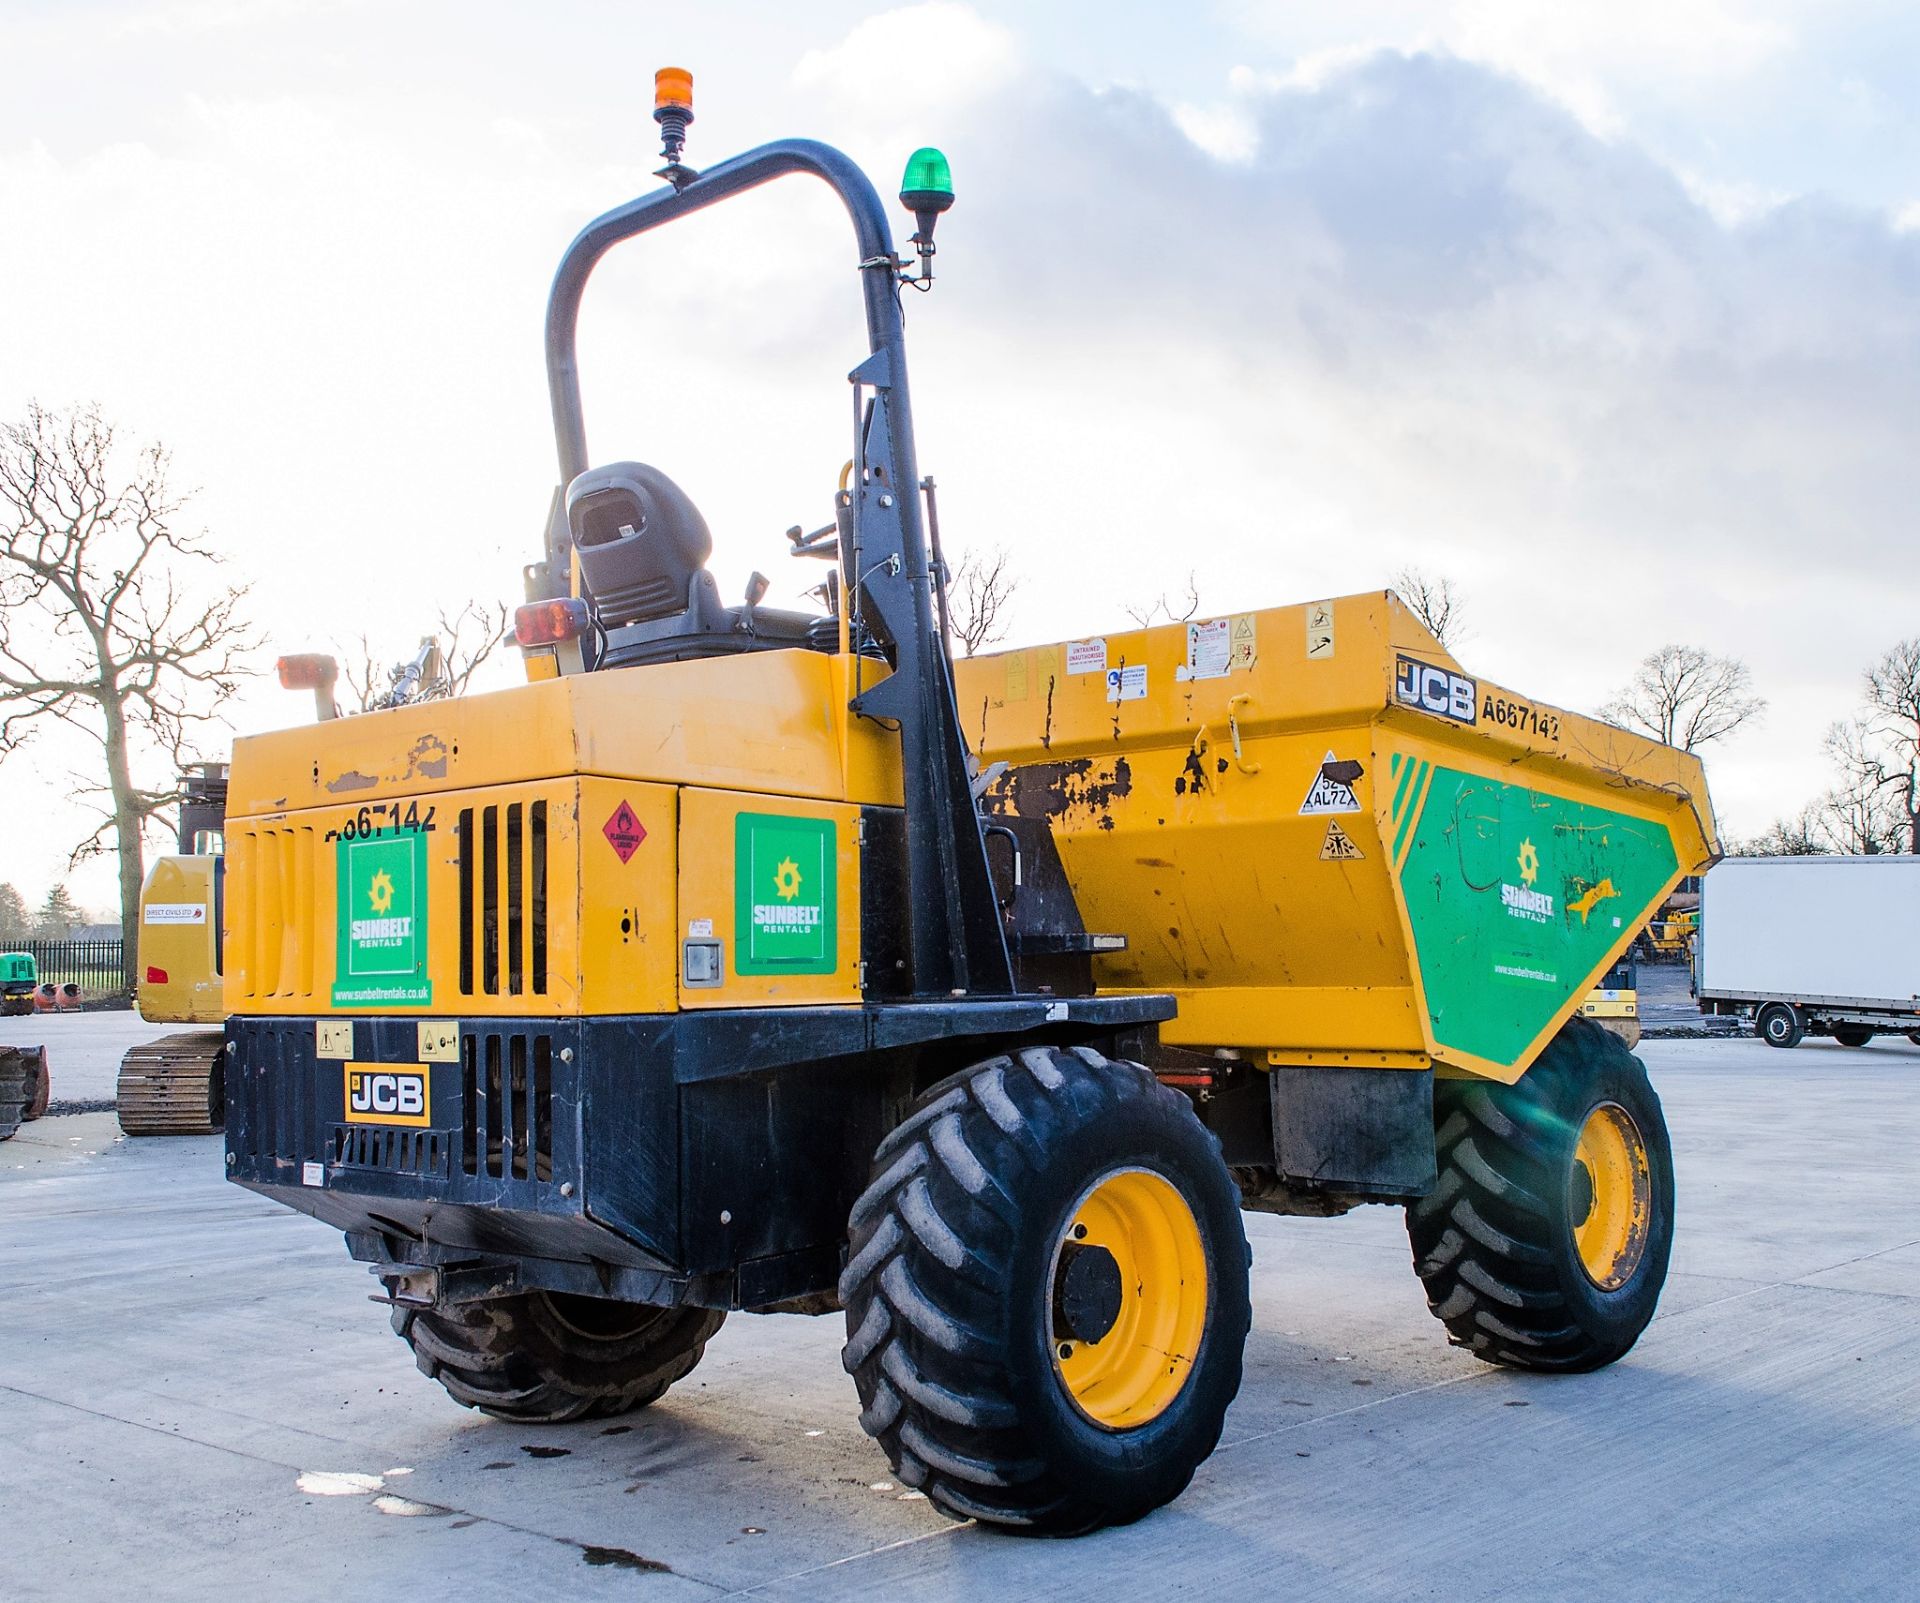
[225,995,1172,1309]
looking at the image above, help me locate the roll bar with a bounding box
[538,138,1013,999]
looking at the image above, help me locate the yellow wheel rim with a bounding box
[1570,1102,1653,1291]
[1049,1168,1208,1430]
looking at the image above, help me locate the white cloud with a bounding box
[2,3,1917,906]
[794,3,1017,114]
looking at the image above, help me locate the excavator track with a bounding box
[117,1031,226,1136]
[0,1044,48,1141]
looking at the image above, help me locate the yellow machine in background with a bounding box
[117,765,228,1136]
[1645,908,1699,962]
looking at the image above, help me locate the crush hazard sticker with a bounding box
[735,813,837,975]
[1299,752,1364,816]
[603,799,647,863]
[1320,820,1365,860]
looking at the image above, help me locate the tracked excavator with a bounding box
[115,765,229,1135]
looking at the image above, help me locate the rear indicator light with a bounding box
[276,653,339,690]
[515,597,591,647]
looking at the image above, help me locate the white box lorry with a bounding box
[1696,855,1920,1047]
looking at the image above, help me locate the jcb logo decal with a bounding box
[1394,655,1478,725]
[344,1065,431,1127]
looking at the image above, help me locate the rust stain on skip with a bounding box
[986,756,1133,826]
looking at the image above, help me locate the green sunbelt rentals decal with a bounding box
[735,813,837,975]
[1390,758,1676,1066]
[333,833,432,1006]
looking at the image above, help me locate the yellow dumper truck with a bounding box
[223,82,1717,1534]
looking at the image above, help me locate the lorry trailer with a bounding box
[1696,855,1920,1047]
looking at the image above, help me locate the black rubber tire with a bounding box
[1757,1003,1804,1049]
[392,1291,724,1423]
[1907,1033,1920,1047]
[839,1045,1250,1535]
[1406,1016,1675,1373]
[1833,1025,1874,1048]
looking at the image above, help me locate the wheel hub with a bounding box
[1053,1242,1124,1345]
[1049,1168,1209,1430]
[1568,1160,1596,1228]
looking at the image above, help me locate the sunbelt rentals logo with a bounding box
[1500,837,1555,924]
[736,813,836,975]
[333,832,432,1006]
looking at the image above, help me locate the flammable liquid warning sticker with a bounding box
[604,798,647,863]
[735,813,837,975]
[333,832,431,1007]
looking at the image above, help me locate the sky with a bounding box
[2,0,1917,912]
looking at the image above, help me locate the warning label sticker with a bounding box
[1299,751,1364,815]
[1067,639,1108,675]
[1320,820,1365,861]
[1105,663,1148,702]
[603,800,647,863]
[1230,613,1256,671]
[1183,618,1232,681]
[1306,601,1335,660]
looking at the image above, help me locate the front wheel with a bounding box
[1407,1016,1674,1372]
[1757,1003,1804,1049]
[840,1046,1250,1534]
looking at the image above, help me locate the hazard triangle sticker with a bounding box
[1299,751,1363,816]
[1320,820,1365,860]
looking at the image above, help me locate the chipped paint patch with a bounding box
[324,770,379,794]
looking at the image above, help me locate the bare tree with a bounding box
[1852,638,1920,853]
[1601,644,1766,752]
[1818,641,1920,853]
[945,546,1014,658]
[1392,566,1467,651]
[1123,571,1201,630]
[340,600,512,713]
[0,403,253,985]
[1729,807,1828,857]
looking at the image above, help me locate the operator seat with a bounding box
[566,462,821,667]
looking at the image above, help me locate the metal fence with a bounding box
[4,938,129,993]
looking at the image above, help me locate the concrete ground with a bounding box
[0,1009,179,1108]
[4,1028,1917,1602]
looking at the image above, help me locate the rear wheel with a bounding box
[392,1290,724,1423]
[1833,1025,1874,1048]
[1407,1016,1674,1372]
[840,1046,1249,1534]
[1756,1003,1803,1049]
